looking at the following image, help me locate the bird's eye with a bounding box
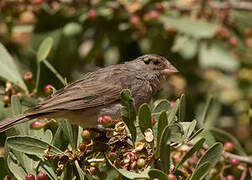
[153,60,160,65]
[143,57,151,64]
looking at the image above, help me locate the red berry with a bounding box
[167,173,177,180]
[103,115,112,125]
[97,116,103,123]
[25,174,35,180]
[88,9,96,19]
[229,158,240,165]
[44,84,54,94]
[148,10,160,19]
[229,36,238,46]
[81,130,90,140]
[31,120,45,129]
[226,175,235,180]
[151,117,156,125]
[37,172,47,180]
[224,142,234,152]
[2,95,10,104]
[130,15,140,25]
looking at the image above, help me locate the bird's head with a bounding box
[127,54,178,91]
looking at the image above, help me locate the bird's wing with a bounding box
[26,71,124,113]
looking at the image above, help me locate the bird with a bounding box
[0,54,178,132]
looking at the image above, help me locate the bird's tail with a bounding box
[0,114,29,132]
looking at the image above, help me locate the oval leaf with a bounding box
[175,138,205,170]
[7,136,62,155]
[37,37,53,62]
[120,89,137,144]
[155,111,168,158]
[0,43,27,91]
[138,103,152,134]
[148,169,169,180]
[196,142,223,178]
[189,162,210,180]
[168,99,179,124]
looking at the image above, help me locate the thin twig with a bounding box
[224,152,252,165]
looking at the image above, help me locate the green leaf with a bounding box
[153,99,171,113]
[61,119,79,151]
[201,95,213,125]
[7,135,62,155]
[148,169,169,180]
[11,95,22,116]
[175,138,205,171]
[37,37,53,62]
[105,154,149,179]
[188,128,204,142]
[196,142,223,178]
[75,160,85,180]
[181,120,197,140]
[138,103,152,134]
[63,22,83,36]
[199,43,239,72]
[208,127,246,156]
[160,15,215,38]
[202,129,216,146]
[179,94,186,122]
[189,162,210,180]
[0,157,8,179]
[39,160,58,180]
[0,43,27,91]
[7,152,26,180]
[167,99,179,124]
[120,89,137,144]
[155,111,168,158]
[160,125,171,173]
[172,36,197,59]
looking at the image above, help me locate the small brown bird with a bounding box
[0,54,178,132]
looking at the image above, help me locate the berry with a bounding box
[37,172,47,180]
[226,175,235,180]
[170,101,175,107]
[31,120,45,129]
[229,158,240,165]
[167,173,177,180]
[44,84,54,94]
[148,10,160,20]
[229,36,238,46]
[137,158,145,168]
[244,27,252,37]
[88,9,96,19]
[130,15,140,25]
[33,0,43,4]
[2,95,10,104]
[25,174,35,180]
[224,142,234,152]
[81,130,90,140]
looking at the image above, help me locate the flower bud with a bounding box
[229,36,238,46]
[24,72,33,81]
[135,142,145,152]
[107,152,117,161]
[115,122,125,132]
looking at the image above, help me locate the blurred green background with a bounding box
[0,0,251,154]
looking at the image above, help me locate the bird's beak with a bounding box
[161,63,178,75]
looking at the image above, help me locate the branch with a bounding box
[224,151,252,165]
[166,1,252,12]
